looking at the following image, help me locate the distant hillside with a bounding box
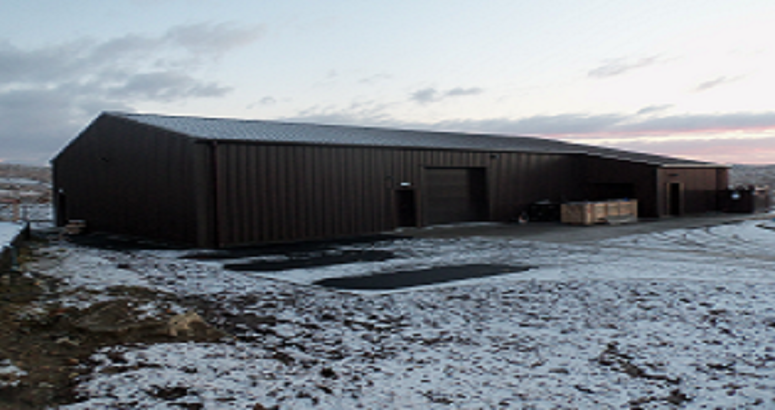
[0,163,51,184]
[729,164,775,189]
[0,163,52,204]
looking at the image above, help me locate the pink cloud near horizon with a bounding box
[531,113,775,164]
[560,133,775,165]
[287,109,775,165]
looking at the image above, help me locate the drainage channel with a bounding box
[314,264,531,291]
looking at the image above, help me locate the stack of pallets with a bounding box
[561,200,638,225]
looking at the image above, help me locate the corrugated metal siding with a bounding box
[657,167,725,215]
[52,116,199,245]
[213,143,394,247]
[212,143,586,247]
[489,152,584,219]
[583,156,659,217]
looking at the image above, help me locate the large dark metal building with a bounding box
[52,112,728,248]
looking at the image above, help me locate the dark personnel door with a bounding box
[56,191,67,226]
[423,167,488,225]
[395,189,417,227]
[667,182,683,216]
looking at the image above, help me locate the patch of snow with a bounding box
[0,189,39,197]
[0,221,24,251]
[40,220,775,409]
[0,177,43,186]
[0,203,51,223]
[47,249,155,291]
[0,359,27,387]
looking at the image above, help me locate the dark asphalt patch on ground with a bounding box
[314,264,531,290]
[224,250,395,272]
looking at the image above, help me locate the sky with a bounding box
[2,0,775,165]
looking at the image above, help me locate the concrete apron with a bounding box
[396,212,775,244]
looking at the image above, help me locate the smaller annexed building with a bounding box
[53,112,728,248]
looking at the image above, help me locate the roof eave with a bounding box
[660,163,730,169]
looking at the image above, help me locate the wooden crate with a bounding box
[620,200,638,218]
[606,200,636,217]
[606,201,621,217]
[561,202,606,225]
[561,200,637,225]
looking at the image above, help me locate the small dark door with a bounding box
[424,168,488,225]
[667,182,683,216]
[56,191,67,226]
[395,189,417,227]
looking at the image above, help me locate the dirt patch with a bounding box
[596,341,680,384]
[0,270,228,410]
[314,264,531,290]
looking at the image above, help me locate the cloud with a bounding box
[165,22,263,56]
[443,112,775,138]
[260,96,277,105]
[614,112,775,134]
[0,22,262,164]
[0,39,88,84]
[111,71,232,102]
[410,87,484,104]
[287,100,394,126]
[287,96,775,140]
[246,96,280,110]
[284,100,775,164]
[433,114,627,135]
[410,88,438,104]
[593,135,775,165]
[522,112,775,164]
[286,104,628,137]
[694,76,742,92]
[443,112,775,164]
[0,88,130,163]
[636,105,672,116]
[445,87,484,97]
[588,56,660,78]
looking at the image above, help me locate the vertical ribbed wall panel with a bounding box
[214,145,592,246]
[52,115,199,245]
[216,144,395,246]
[656,167,723,216]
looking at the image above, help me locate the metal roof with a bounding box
[110,112,720,167]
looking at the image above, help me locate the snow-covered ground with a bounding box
[30,219,775,409]
[0,177,45,187]
[0,203,52,223]
[0,221,24,251]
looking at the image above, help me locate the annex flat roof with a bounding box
[110,112,722,167]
